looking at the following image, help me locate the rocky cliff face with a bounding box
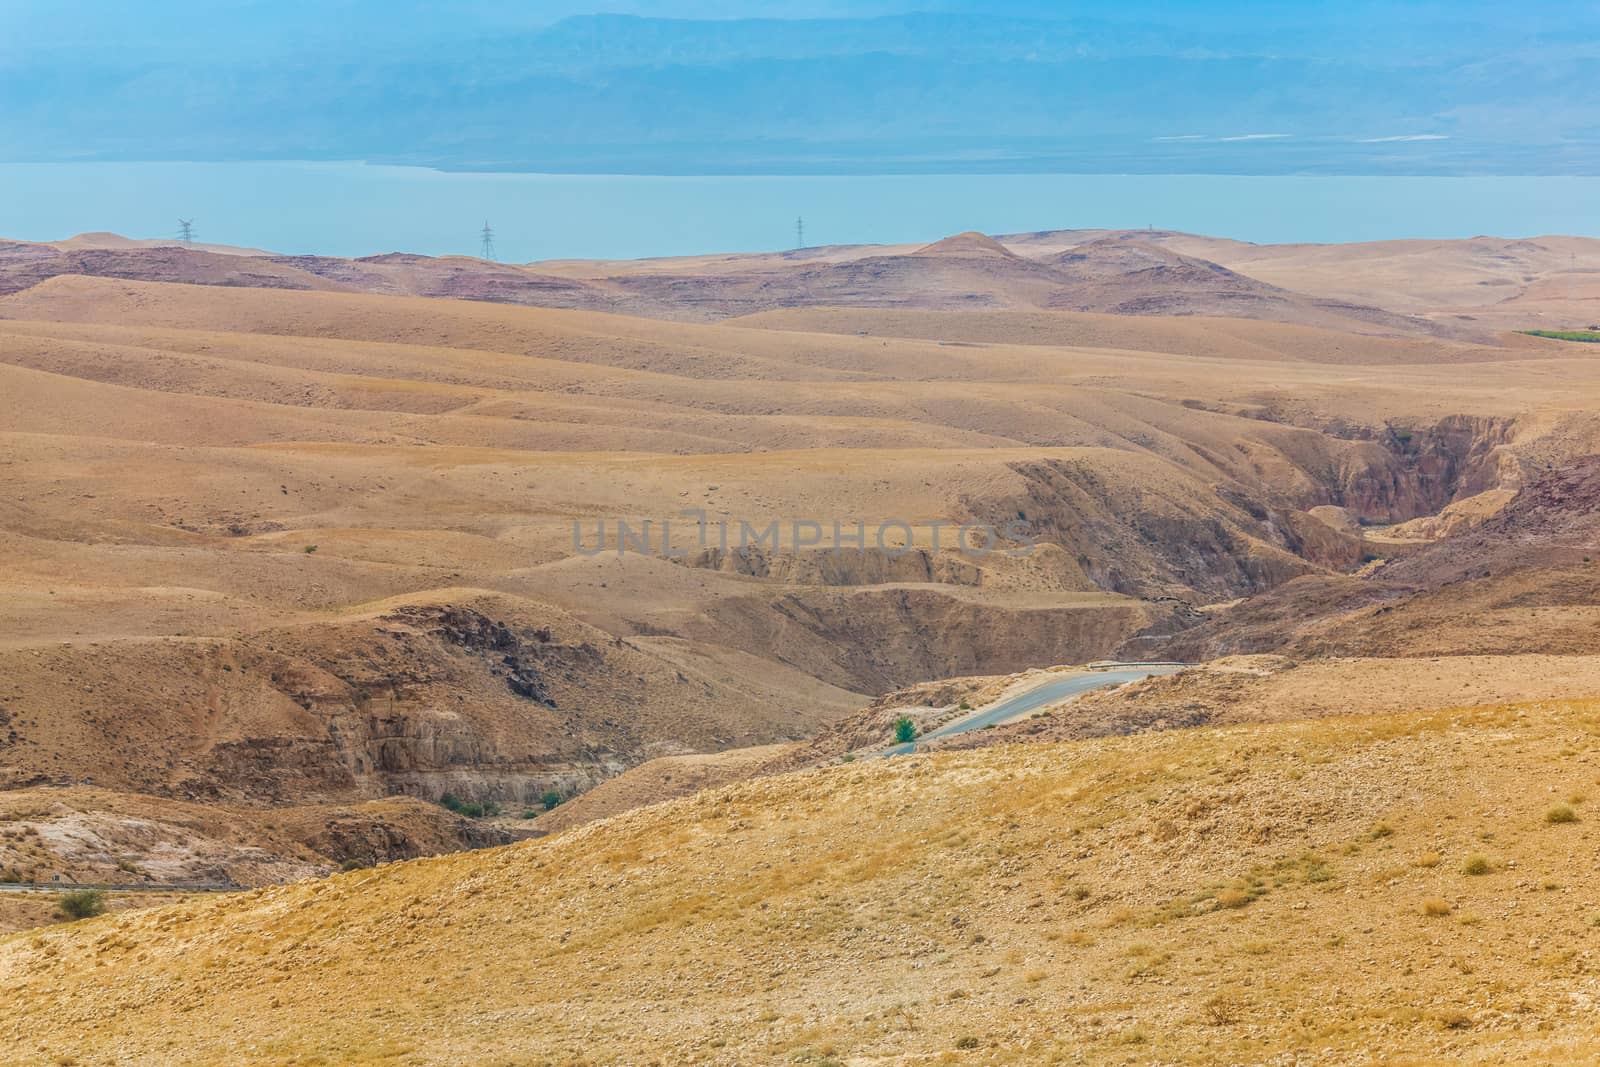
[1128,455,1600,662]
[1315,416,1517,523]
[0,596,856,812]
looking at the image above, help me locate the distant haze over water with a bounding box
[3,162,1598,262]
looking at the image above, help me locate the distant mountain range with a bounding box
[3,3,1597,174]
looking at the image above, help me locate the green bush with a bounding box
[541,790,564,811]
[439,793,489,818]
[894,716,918,743]
[57,889,106,921]
[1522,329,1600,343]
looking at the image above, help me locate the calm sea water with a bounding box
[2,162,1597,261]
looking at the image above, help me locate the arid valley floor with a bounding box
[2,228,1599,1064]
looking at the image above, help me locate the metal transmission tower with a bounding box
[795,216,805,249]
[177,219,196,243]
[479,221,497,261]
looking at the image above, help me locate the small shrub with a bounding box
[1303,858,1334,883]
[1545,804,1579,825]
[1422,897,1452,917]
[893,716,917,743]
[439,793,487,818]
[1461,854,1492,876]
[521,809,538,819]
[1415,852,1441,868]
[954,1036,981,1050]
[1215,887,1251,909]
[1202,992,1242,1026]
[303,545,318,554]
[958,701,972,711]
[1436,1008,1474,1030]
[57,889,105,921]
[541,790,564,811]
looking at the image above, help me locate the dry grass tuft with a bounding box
[1215,887,1251,910]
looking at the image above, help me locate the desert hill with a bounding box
[3,233,1599,884]
[1042,238,1437,334]
[1144,456,1600,662]
[14,227,1592,336]
[915,230,1021,258]
[6,701,1600,1064]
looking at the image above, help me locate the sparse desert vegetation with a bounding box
[54,889,105,921]
[3,701,1599,1064]
[4,2,1600,1061]
[1521,329,1600,343]
[0,227,1599,1066]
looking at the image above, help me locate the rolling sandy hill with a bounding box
[546,227,1600,334]
[731,305,1563,364]
[2,235,1599,885]
[1,224,1600,1067]
[6,701,1600,1065]
[16,228,1595,336]
[16,228,1600,335]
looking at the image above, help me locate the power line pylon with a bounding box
[177,219,196,243]
[795,216,805,250]
[480,221,497,262]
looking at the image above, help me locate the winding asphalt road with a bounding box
[879,664,1183,757]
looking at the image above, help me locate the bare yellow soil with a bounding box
[5,702,1600,1065]
[530,743,797,833]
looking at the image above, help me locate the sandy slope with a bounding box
[14,228,1600,335]
[6,702,1600,1065]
